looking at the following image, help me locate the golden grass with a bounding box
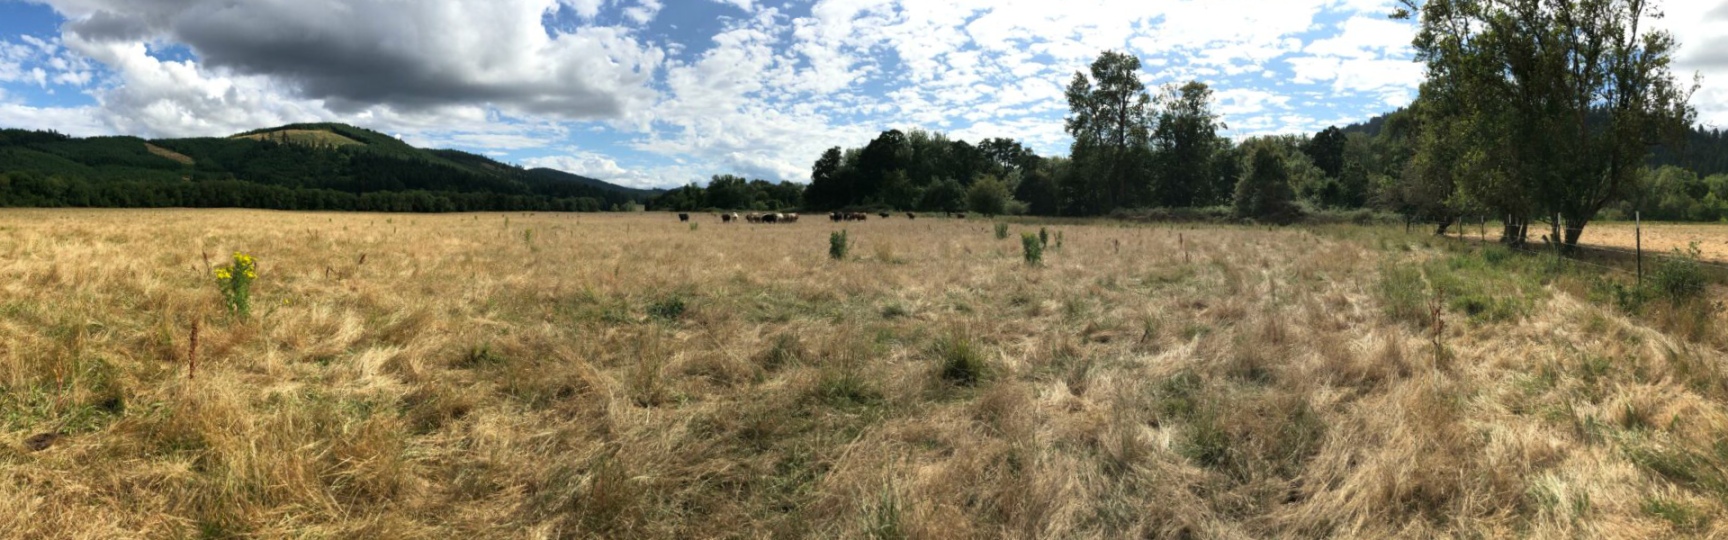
[1575,222,1728,263]
[1,209,1726,538]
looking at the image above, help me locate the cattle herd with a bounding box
[678,211,966,223]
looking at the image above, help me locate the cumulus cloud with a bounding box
[1663,0,1728,128]
[0,102,110,136]
[8,0,1723,188]
[0,34,94,88]
[52,0,663,119]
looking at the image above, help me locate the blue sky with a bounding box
[2,0,1725,189]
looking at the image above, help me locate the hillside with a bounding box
[0,124,660,212]
[1337,110,1728,177]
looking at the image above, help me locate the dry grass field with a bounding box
[1579,222,1728,263]
[1,209,1725,538]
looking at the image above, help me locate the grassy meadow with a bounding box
[1,209,1726,538]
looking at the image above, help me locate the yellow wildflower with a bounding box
[215,267,232,280]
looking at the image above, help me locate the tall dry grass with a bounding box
[0,209,1724,538]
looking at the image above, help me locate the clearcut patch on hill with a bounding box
[232,129,363,148]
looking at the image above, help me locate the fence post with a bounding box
[1554,213,1563,271]
[1636,211,1643,288]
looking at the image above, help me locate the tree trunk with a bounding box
[1433,215,1455,236]
[1500,216,1529,246]
[1562,215,1587,249]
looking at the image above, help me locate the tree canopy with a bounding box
[1396,0,1696,245]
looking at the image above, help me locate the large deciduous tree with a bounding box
[1152,81,1226,207]
[1399,0,1695,247]
[1303,126,1347,180]
[1065,50,1155,214]
[804,147,848,210]
[1232,139,1302,224]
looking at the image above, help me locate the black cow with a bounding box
[878,212,890,219]
[678,213,690,222]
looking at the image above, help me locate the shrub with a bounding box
[214,252,257,318]
[1039,227,1049,248]
[994,222,1010,240]
[1021,232,1044,266]
[967,174,1011,216]
[829,230,849,260]
[1653,242,1709,305]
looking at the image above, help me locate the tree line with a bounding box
[6,1,1716,227]
[0,171,608,212]
[665,0,1714,238]
[0,124,656,212]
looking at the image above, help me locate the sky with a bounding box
[0,0,1725,189]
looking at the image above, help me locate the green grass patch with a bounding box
[1626,440,1728,497]
[933,334,989,387]
[648,294,689,322]
[1375,262,1427,326]
[1642,497,1710,532]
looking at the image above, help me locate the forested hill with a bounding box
[1339,110,1728,177]
[0,123,661,212]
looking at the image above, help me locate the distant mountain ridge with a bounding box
[0,123,661,212]
[1335,110,1728,177]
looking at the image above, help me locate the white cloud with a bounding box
[523,152,668,188]
[1666,0,1728,128]
[710,0,756,12]
[0,102,110,136]
[1304,16,1414,59]
[22,0,1723,189]
[623,0,664,25]
[54,0,665,120]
